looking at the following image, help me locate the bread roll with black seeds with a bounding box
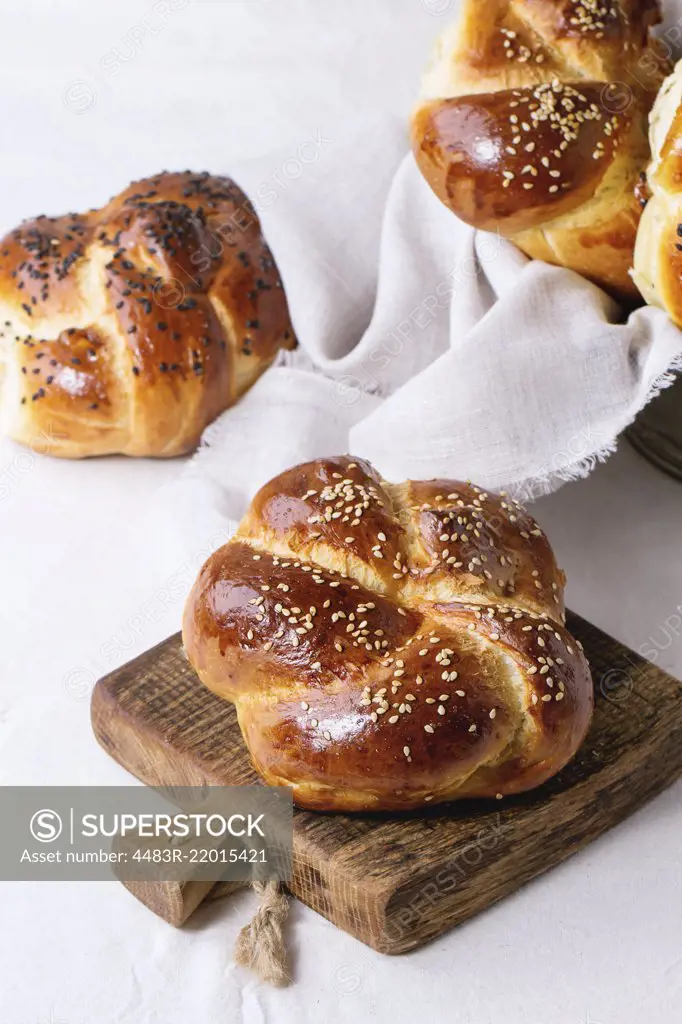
[0,171,295,458]
[183,456,594,812]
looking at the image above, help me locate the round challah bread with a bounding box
[0,171,294,458]
[411,0,667,303]
[183,456,593,812]
[633,60,682,323]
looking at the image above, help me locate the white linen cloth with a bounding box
[154,116,682,562]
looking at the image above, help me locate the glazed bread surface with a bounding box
[633,59,682,324]
[412,0,667,302]
[183,456,594,812]
[0,171,294,458]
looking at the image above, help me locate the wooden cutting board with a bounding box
[91,612,682,954]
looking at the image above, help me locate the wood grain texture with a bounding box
[91,612,682,954]
[120,876,242,927]
[122,879,217,927]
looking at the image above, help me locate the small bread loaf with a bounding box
[633,60,682,323]
[0,171,294,458]
[411,0,667,302]
[183,457,593,812]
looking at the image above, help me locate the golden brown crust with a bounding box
[0,171,295,457]
[633,61,682,324]
[413,84,630,235]
[183,457,593,812]
[412,0,667,303]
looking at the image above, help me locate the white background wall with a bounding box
[0,0,447,230]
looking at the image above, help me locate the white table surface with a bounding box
[2,3,682,1022]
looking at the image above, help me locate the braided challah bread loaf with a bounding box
[633,60,682,323]
[412,0,667,303]
[183,457,593,812]
[0,171,294,458]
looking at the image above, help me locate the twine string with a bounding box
[233,880,290,986]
